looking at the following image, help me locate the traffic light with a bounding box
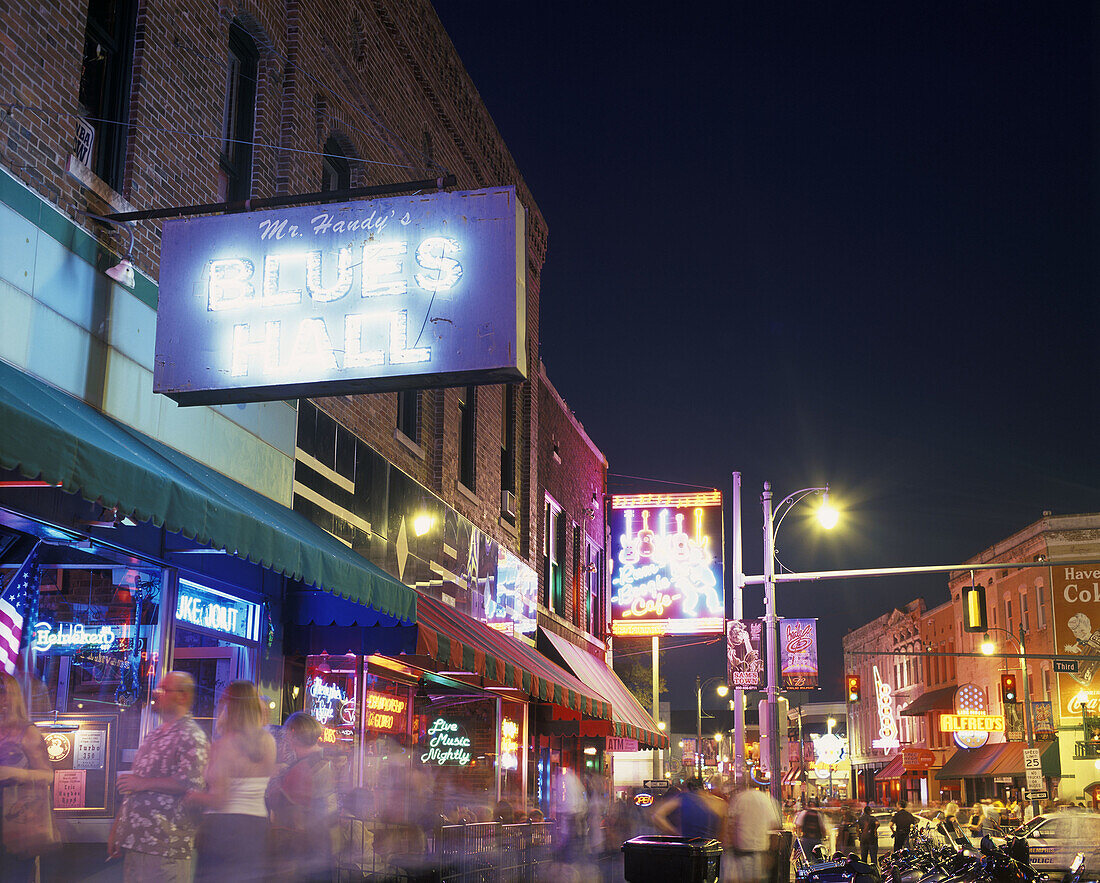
[1001,673,1018,703]
[962,584,988,632]
[847,675,861,703]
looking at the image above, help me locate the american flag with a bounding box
[0,542,40,675]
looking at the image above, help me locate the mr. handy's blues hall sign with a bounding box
[154,187,527,405]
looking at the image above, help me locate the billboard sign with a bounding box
[727,619,764,690]
[609,491,724,636]
[154,187,527,405]
[779,618,819,689]
[1050,565,1100,717]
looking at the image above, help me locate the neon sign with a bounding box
[815,732,846,765]
[33,622,122,653]
[871,665,900,749]
[939,713,1005,733]
[176,582,258,641]
[363,691,407,732]
[421,717,471,766]
[952,683,992,749]
[155,187,527,406]
[500,718,519,770]
[609,491,724,636]
[307,676,352,726]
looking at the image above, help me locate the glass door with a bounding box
[172,646,241,739]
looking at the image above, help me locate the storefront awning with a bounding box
[539,628,668,749]
[988,741,1061,778]
[937,740,1061,780]
[287,590,613,720]
[414,595,612,720]
[900,684,958,716]
[876,753,906,780]
[0,361,417,623]
[936,742,1008,779]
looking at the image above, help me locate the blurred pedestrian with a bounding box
[186,680,277,882]
[653,778,725,839]
[722,784,781,883]
[835,802,857,855]
[0,671,55,881]
[266,712,337,882]
[794,798,825,862]
[109,671,208,882]
[551,767,589,861]
[890,800,917,854]
[857,803,878,867]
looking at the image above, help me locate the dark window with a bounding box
[500,384,516,507]
[321,135,350,192]
[219,22,258,202]
[458,385,476,491]
[397,389,420,444]
[78,0,136,191]
[572,524,582,625]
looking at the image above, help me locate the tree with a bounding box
[615,655,667,715]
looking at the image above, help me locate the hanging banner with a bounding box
[1049,565,1100,718]
[727,619,764,690]
[779,618,819,689]
[154,186,527,405]
[1004,702,1025,742]
[608,491,724,636]
[1031,701,1056,740]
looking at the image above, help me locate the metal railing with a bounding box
[1074,740,1100,759]
[335,818,555,882]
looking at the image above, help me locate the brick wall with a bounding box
[537,361,609,645]
[1,0,551,573]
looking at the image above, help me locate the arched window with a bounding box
[321,135,351,192]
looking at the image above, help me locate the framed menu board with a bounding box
[33,714,117,816]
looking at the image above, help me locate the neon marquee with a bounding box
[870,665,900,749]
[155,187,527,406]
[609,492,725,637]
[500,718,519,770]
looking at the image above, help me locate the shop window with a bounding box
[18,546,165,818]
[78,0,136,191]
[219,20,258,202]
[321,135,350,192]
[458,385,476,491]
[397,389,420,444]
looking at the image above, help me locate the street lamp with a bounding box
[981,624,1038,820]
[697,675,729,779]
[762,482,837,803]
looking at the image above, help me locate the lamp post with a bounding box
[697,675,729,779]
[762,482,837,804]
[827,717,837,803]
[981,623,1038,820]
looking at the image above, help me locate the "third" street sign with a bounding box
[1054,659,1079,673]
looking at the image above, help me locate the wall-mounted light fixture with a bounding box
[582,492,599,520]
[76,209,136,289]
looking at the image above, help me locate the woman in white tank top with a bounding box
[185,680,277,881]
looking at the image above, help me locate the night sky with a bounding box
[432,3,1099,706]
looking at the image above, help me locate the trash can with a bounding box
[621,835,723,883]
[772,830,792,883]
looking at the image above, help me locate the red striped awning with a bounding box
[412,594,612,721]
[876,753,907,780]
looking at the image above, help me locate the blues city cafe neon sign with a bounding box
[154,187,527,405]
[609,491,724,637]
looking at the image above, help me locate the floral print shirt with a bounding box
[115,714,208,859]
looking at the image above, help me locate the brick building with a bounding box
[0,0,662,859]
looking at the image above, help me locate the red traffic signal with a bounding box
[846,675,861,703]
[1001,673,1018,703]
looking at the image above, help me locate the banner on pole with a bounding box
[727,619,764,690]
[779,618,819,690]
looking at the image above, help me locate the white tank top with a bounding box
[210,776,270,817]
